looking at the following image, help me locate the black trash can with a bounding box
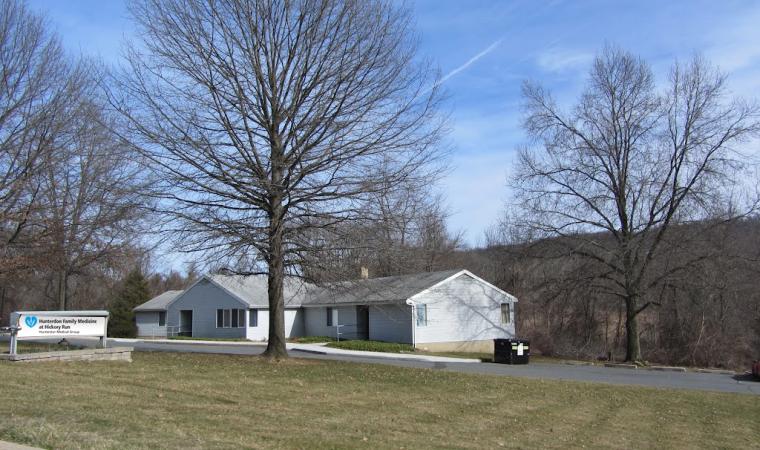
[494,338,530,364]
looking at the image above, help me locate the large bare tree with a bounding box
[111,0,446,358]
[0,0,87,276]
[511,47,759,362]
[38,99,153,311]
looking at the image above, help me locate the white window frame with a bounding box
[216,309,246,329]
[501,303,511,324]
[158,311,166,327]
[249,309,258,327]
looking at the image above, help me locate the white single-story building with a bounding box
[133,269,518,352]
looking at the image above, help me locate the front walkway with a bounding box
[289,343,481,363]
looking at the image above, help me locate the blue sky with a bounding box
[28,0,760,248]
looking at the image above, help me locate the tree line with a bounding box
[1,0,757,365]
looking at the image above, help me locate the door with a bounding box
[356,306,369,340]
[179,310,193,337]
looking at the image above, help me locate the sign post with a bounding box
[8,311,110,355]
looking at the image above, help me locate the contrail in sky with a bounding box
[434,38,503,88]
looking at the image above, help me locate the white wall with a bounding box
[412,273,516,345]
[246,309,303,341]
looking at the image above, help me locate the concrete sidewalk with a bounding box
[289,343,481,363]
[112,337,266,347]
[0,441,41,450]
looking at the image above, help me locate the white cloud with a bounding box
[536,48,593,73]
[434,38,503,87]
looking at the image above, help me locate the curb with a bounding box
[696,368,736,375]
[291,348,328,355]
[645,366,687,372]
[604,363,637,369]
[134,340,266,347]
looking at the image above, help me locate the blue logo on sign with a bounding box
[25,316,38,328]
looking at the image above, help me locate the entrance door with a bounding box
[356,306,369,340]
[179,310,193,337]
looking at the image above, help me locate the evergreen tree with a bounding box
[109,268,150,337]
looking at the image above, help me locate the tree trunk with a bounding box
[624,295,642,362]
[58,270,68,310]
[264,232,288,359]
[263,156,288,359]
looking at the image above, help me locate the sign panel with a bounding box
[16,314,107,338]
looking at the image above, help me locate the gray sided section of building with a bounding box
[166,278,247,339]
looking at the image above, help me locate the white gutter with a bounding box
[405,298,416,349]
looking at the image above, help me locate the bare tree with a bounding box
[302,182,461,282]
[511,47,759,362]
[37,98,153,310]
[111,0,446,358]
[0,0,87,276]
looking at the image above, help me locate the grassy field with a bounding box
[1,352,758,449]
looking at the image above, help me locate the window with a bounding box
[216,309,246,328]
[249,309,258,327]
[416,304,427,326]
[501,303,511,324]
[158,312,166,327]
[326,307,333,326]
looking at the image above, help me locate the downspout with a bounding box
[405,299,416,349]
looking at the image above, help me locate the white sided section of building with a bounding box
[134,269,517,352]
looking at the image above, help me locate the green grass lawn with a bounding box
[326,339,414,352]
[287,335,336,343]
[0,352,758,449]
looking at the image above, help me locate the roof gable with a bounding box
[406,270,518,304]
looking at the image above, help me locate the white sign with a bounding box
[16,314,107,338]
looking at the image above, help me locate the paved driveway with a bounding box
[5,337,759,395]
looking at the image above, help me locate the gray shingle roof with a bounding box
[133,269,470,311]
[133,290,183,311]
[302,269,462,306]
[208,274,309,307]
